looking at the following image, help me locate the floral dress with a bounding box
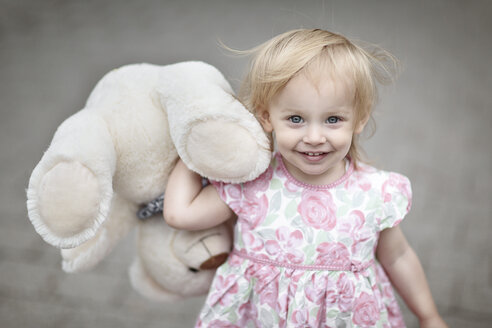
[196,154,412,328]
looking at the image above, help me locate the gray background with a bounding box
[1,0,491,327]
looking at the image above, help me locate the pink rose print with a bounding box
[285,178,301,193]
[340,210,365,237]
[339,210,372,255]
[225,183,242,200]
[237,193,268,229]
[343,175,356,190]
[265,227,305,264]
[315,242,351,268]
[211,181,227,200]
[358,174,372,191]
[211,182,242,213]
[238,301,261,327]
[298,189,337,231]
[242,229,264,252]
[284,269,304,294]
[292,307,323,328]
[275,161,286,177]
[275,161,302,192]
[244,165,273,198]
[337,273,355,312]
[257,278,279,309]
[227,199,242,215]
[346,170,373,191]
[350,236,373,257]
[387,299,405,328]
[277,269,304,320]
[352,292,380,327]
[244,263,280,309]
[216,184,242,215]
[305,274,334,305]
[244,261,280,286]
[208,320,240,328]
[228,253,245,267]
[209,274,239,306]
[382,173,411,206]
[292,308,310,326]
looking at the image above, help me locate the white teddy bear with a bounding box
[26,61,271,300]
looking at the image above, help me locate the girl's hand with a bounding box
[420,315,448,328]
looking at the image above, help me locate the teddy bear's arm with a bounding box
[27,110,116,248]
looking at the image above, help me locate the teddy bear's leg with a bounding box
[61,192,137,272]
[27,110,116,249]
[184,119,269,182]
[158,61,272,183]
[167,101,272,183]
[129,217,231,301]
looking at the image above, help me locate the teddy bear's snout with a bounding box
[174,228,232,271]
[199,252,229,270]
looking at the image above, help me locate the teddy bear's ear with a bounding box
[158,61,272,183]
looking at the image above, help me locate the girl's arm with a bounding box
[163,159,234,231]
[376,226,448,328]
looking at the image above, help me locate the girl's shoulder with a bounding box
[353,162,413,230]
[352,161,411,189]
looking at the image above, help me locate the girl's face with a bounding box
[260,72,365,185]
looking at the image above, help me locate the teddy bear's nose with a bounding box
[199,252,229,270]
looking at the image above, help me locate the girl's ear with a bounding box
[258,108,274,133]
[354,112,370,135]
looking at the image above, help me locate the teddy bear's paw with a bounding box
[186,120,266,182]
[35,161,103,247]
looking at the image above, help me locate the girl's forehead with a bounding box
[301,61,356,91]
[281,67,356,103]
[271,70,356,112]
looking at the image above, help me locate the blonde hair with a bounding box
[236,28,398,166]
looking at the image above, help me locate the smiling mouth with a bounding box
[299,151,329,161]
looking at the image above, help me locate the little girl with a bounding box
[164,29,447,328]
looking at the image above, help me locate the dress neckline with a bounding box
[275,153,354,190]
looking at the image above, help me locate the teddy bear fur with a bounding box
[26,61,270,300]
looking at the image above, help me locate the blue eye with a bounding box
[327,116,340,124]
[289,116,303,124]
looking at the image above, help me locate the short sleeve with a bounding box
[210,180,243,216]
[377,172,412,231]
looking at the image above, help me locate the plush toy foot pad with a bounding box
[38,161,101,239]
[186,120,262,182]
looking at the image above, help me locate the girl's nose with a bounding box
[303,125,327,145]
